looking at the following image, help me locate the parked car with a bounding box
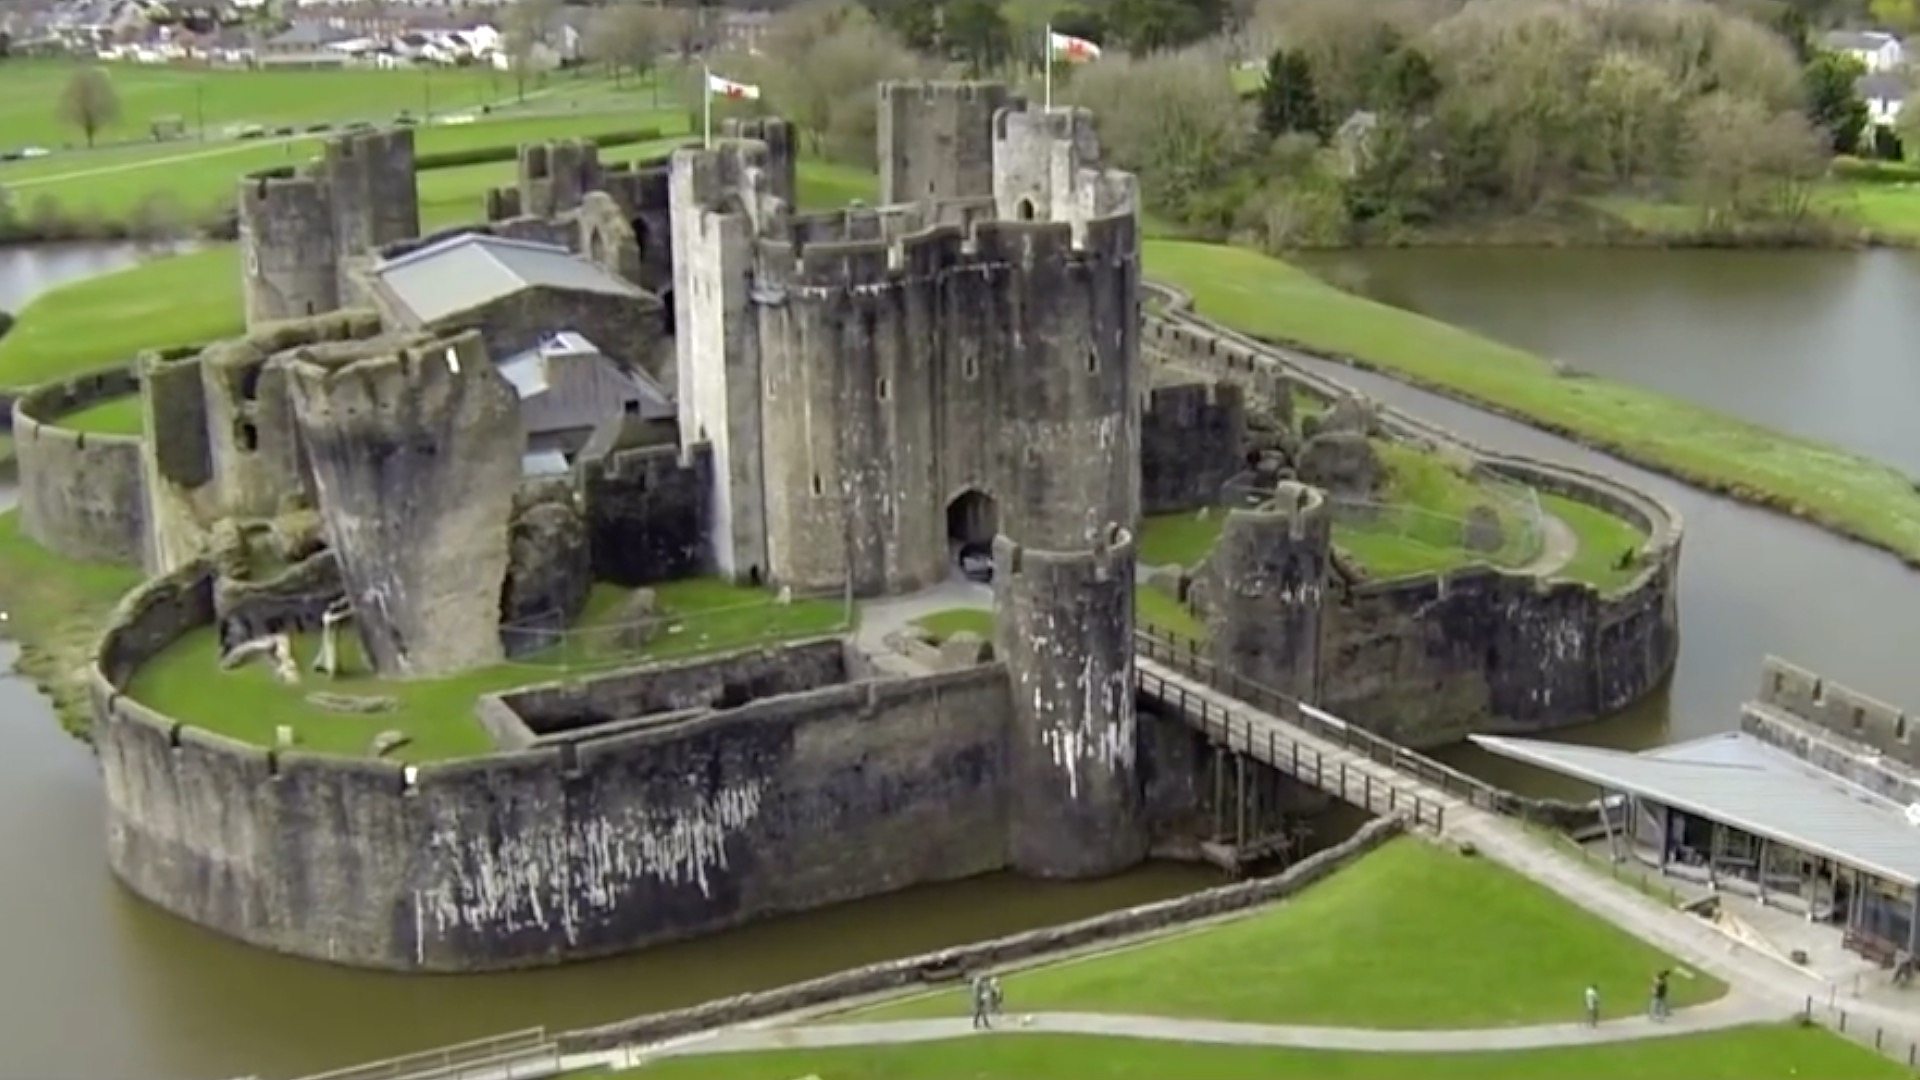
[958,543,993,583]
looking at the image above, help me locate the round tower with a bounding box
[982,213,1139,551]
[237,170,339,327]
[1201,481,1332,702]
[993,526,1147,878]
[879,81,1022,206]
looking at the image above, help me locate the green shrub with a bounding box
[1830,155,1920,184]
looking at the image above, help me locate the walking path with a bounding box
[1521,509,1578,577]
[634,993,1775,1062]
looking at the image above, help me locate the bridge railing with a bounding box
[1132,628,1515,819]
[287,1028,557,1080]
[1136,664,1444,833]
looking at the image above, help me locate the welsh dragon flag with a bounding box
[1048,31,1101,62]
[707,73,760,101]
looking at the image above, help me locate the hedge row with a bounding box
[412,127,670,172]
[1830,155,1920,185]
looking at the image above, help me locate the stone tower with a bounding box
[286,331,523,677]
[319,127,420,266]
[517,139,604,219]
[1201,481,1332,701]
[992,107,1136,238]
[878,81,1022,205]
[237,169,339,325]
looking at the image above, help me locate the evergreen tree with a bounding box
[1259,49,1327,139]
[1802,50,1869,155]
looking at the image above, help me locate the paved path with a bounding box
[583,995,1777,1071]
[1520,509,1578,577]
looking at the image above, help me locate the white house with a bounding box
[1826,30,1906,74]
[1858,72,1907,129]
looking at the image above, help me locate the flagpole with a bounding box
[702,62,713,148]
[1043,23,1052,113]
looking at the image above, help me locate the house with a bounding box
[498,330,674,470]
[718,9,772,55]
[1826,29,1906,74]
[1858,72,1907,130]
[363,232,665,378]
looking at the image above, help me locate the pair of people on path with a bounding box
[1585,970,1669,1027]
[970,974,1004,1030]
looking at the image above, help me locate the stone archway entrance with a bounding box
[946,489,998,582]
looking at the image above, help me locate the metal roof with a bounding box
[1472,732,1920,888]
[372,233,644,324]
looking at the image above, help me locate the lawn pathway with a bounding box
[574,994,1777,1073]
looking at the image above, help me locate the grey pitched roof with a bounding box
[1827,29,1899,52]
[1858,72,1908,102]
[1472,732,1920,888]
[372,233,645,325]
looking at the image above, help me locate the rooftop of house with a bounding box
[1825,29,1903,52]
[371,233,647,324]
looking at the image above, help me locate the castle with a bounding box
[16,80,1680,970]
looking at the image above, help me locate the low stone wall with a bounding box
[1142,296,1683,749]
[13,365,148,566]
[90,567,1015,971]
[556,814,1404,1053]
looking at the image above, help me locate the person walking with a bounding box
[1649,970,1670,1021]
[988,976,1005,1023]
[971,973,993,1030]
[1583,983,1600,1027]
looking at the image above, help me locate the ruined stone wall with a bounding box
[1748,657,1918,772]
[286,332,522,677]
[581,442,712,585]
[13,366,148,565]
[1200,483,1329,703]
[237,169,339,326]
[755,212,1139,593]
[878,81,1021,205]
[90,575,1013,971]
[319,128,420,277]
[422,285,664,376]
[1145,303,1681,748]
[1142,381,1244,514]
[993,530,1146,878]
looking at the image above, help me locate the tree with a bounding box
[587,3,665,91]
[1062,45,1254,219]
[745,0,927,162]
[1685,93,1826,226]
[1803,50,1869,154]
[864,0,939,50]
[502,0,561,103]
[58,68,119,148]
[1258,48,1326,139]
[1869,0,1920,33]
[1585,49,1681,182]
[1104,0,1226,54]
[947,0,1013,75]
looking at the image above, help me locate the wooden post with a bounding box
[1758,836,1770,907]
[1236,753,1248,849]
[1658,803,1671,873]
[1211,747,1226,840]
[1708,820,1722,889]
[1906,883,1918,961]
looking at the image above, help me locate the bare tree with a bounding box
[743,0,926,162]
[1062,45,1255,220]
[1685,92,1826,228]
[58,67,120,148]
[503,0,562,103]
[587,3,666,94]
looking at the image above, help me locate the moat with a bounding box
[4,243,1920,1078]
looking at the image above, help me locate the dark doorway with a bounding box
[947,489,997,582]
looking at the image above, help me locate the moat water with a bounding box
[1,243,1919,1077]
[0,241,155,314]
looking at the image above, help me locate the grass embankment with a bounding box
[597,1025,1901,1080]
[1332,440,1536,580]
[851,838,1722,1028]
[1142,239,1920,565]
[0,511,144,732]
[0,244,242,392]
[125,578,851,762]
[1542,493,1649,594]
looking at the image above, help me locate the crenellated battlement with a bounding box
[755,209,1137,295]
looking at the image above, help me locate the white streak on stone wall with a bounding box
[415,779,765,948]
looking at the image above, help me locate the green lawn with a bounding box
[5,103,686,227]
[798,158,880,211]
[848,838,1722,1028]
[0,60,590,150]
[417,134,689,231]
[51,393,143,436]
[0,511,144,733]
[913,607,994,643]
[1331,440,1541,581]
[1589,179,1920,244]
[125,577,852,762]
[1138,509,1225,568]
[1142,239,1920,566]
[1541,493,1650,594]
[1134,584,1204,641]
[0,244,240,390]
[592,1025,1906,1080]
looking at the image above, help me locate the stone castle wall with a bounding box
[1143,295,1682,749]
[13,365,149,566]
[1742,659,1920,807]
[90,566,1015,972]
[1142,380,1245,514]
[582,441,713,585]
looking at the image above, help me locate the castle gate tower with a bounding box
[1201,481,1332,702]
[237,170,339,326]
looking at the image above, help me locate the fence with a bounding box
[498,588,856,675]
[1134,627,1512,817]
[287,1028,558,1080]
[1800,997,1920,1071]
